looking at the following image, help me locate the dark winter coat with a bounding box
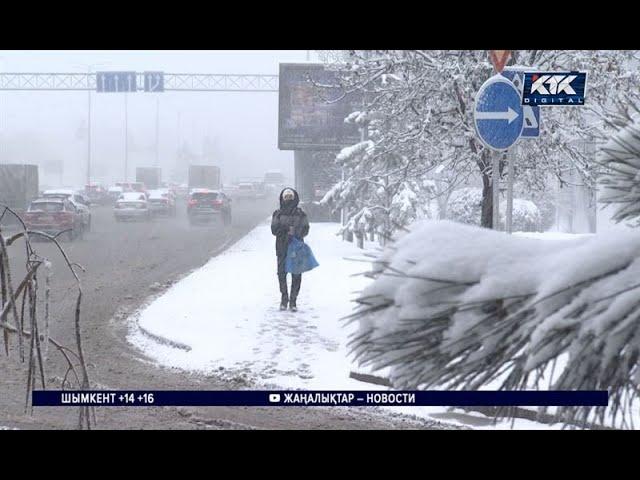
[271,188,309,257]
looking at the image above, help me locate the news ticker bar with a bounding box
[32,390,609,407]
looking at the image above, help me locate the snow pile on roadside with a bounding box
[514,231,593,241]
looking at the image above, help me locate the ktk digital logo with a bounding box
[522,72,587,105]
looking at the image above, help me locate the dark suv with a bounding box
[187,189,232,226]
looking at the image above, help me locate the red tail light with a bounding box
[188,199,197,207]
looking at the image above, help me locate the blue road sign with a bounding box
[501,69,540,138]
[96,71,137,93]
[144,71,164,92]
[474,76,524,150]
[522,104,540,137]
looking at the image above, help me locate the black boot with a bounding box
[289,298,297,312]
[278,273,288,310]
[280,294,289,311]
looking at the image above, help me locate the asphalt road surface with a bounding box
[0,198,456,430]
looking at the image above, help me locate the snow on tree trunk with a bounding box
[481,171,493,228]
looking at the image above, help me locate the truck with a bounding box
[0,164,39,221]
[136,167,162,190]
[188,165,221,191]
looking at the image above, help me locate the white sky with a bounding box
[0,50,317,186]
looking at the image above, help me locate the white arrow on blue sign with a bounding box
[474,76,524,150]
[144,71,164,92]
[96,71,137,93]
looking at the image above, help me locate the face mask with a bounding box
[283,191,295,202]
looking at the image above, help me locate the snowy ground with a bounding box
[129,221,595,430]
[514,231,593,241]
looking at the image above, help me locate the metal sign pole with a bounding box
[492,151,500,230]
[506,149,514,234]
[474,76,523,232]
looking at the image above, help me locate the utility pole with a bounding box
[124,93,129,181]
[177,111,182,174]
[155,96,160,167]
[192,116,196,162]
[0,57,6,164]
[87,71,92,186]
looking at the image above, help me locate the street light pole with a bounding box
[0,57,6,163]
[87,69,92,186]
[75,62,111,186]
[124,93,129,181]
[155,96,160,167]
[177,110,182,170]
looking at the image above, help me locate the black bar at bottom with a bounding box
[32,390,608,407]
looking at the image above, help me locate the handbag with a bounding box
[285,237,319,274]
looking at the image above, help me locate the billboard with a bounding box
[278,63,361,150]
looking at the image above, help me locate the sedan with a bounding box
[24,198,84,241]
[114,192,152,222]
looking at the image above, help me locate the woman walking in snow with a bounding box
[271,187,309,311]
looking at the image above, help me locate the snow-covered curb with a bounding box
[128,222,591,429]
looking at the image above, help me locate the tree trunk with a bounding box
[438,192,450,220]
[481,171,493,228]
